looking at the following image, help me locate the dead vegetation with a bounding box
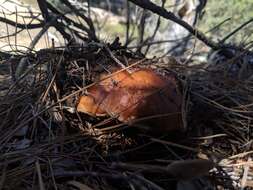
[0,0,253,190]
[0,41,252,189]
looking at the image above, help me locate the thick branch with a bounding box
[0,17,43,29]
[46,3,91,37]
[37,0,72,41]
[37,0,50,21]
[60,0,97,41]
[128,0,220,50]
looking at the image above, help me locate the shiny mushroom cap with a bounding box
[77,67,184,132]
[77,85,107,117]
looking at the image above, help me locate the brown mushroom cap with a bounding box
[77,85,107,117]
[77,68,183,132]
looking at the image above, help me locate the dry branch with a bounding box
[128,0,220,50]
[0,16,43,29]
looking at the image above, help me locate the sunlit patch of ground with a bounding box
[0,0,127,52]
[0,0,60,51]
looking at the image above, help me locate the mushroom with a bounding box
[77,67,184,132]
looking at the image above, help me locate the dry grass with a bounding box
[0,42,253,190]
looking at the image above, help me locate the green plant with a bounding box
[198,0,253,45]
